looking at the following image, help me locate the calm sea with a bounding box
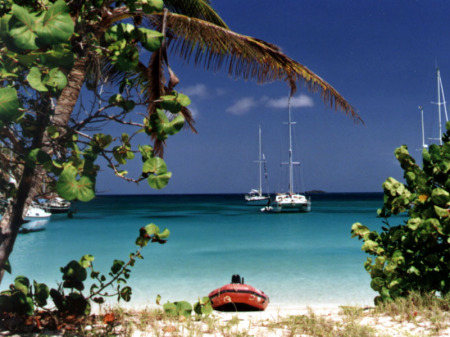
[3,193,388,310]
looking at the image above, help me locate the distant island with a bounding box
[305,190,326,194]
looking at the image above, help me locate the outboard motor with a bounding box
[231,274,244,284]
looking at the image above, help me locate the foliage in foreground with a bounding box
[0,224,169,325]
[158,296,213,319]
[352,122,450,303]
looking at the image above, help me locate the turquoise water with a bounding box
[3,193,386,310]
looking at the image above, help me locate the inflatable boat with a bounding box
[208,275,269,312]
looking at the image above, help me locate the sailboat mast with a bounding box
[419,106,427,149]
[288,98,294,194]
[258,125,263,197]
[437,68,443,145]
[438,70,449,123]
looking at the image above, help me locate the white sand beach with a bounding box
[92,305,450,337]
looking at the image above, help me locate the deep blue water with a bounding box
[3,193,389,310]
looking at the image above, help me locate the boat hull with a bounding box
[20,218,49,233]
[245,195,271,206]
[276,193,311,212]
[20,207,51,233]
[208,283,269,312]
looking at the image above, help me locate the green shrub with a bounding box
[0,223,169,317]
[352,122,450,303]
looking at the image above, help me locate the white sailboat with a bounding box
[262,96,311,213]
[420,68,449,149]
[21,204,51,233]
[245,125,271,205]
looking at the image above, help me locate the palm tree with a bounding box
[0,0,361,283]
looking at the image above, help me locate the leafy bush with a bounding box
[352,122,450,303]
[0,223,169,317]
[157,296,213,318]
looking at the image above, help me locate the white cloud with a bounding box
[226,97,258,115]
[181,84,208,98]
[266,94,314,109]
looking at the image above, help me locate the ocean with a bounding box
[3,193,388,311]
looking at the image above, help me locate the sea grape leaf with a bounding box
[176,301,192,318]
[43,68,67,91]
[120,286,132,302]
[139,145,154,161]
[14,276,30,296]
[27,67,47,91]
[56,166,95,201]
[33,281,49,307]
[0,87,20,122]
[148,171,171,189]
[111,260,125,274]
[35,0,74,46]
[56,166,79,200]
[142,157,167,174]
[144,224,160,236]
[137,27,163,51]
[40,47,74,67]
[76,176,95,202]
[104,23,135,44]
[79,254,94,268]
[158,228,170,239]
[9,4,39,50]
[141,0,164,14]
[163,302,177,315]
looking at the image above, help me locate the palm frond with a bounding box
[163,0,229,29]
[146,12,362,124]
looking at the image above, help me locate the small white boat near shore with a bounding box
[21,205,51,233]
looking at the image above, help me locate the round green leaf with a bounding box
[142,0,164,14]
[144,224,160,236]
[176,301,192,318]
[76,176,95,202]
[14,276,30,295]
[9,4,38,50]
[158,228,170,239]
[163,302,177,315]
[56,166,79,200]
[0,87,20,122]
[120,286,132,302]
[148,171,172,189]
[27,67,47,91]
[142,157,167,174]
[35,0,74,46]
[43,68,67,91]
[33,281,49,307]
[138,28,163,52]
[79,254,94,268]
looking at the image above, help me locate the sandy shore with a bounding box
[94,304,450,337]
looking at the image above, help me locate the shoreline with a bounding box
[97,303,450,337]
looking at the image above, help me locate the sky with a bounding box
[97,0,450,195]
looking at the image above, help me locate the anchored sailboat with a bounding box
[262,96,311,213]
[245,125,270,205]
[420,68,449,149]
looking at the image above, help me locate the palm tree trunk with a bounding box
[0,58,87,284]
[53,57,87,130]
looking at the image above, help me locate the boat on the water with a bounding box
[245,125,270,206]
[208,275,269,312]
[41,196,71,214]
[20,205,51,233]
[419,68,449,150]
[262,96,311,213]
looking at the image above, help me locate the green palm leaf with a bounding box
[146,12,361,123]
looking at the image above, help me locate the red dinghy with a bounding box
[208,275,269,312]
